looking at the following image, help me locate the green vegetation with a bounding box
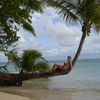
[10,50,50,73]
[36,62,50,72]
[21,50,42,72]
[20,50,50,72]
[0,0,43,57]
[0,0,51,73]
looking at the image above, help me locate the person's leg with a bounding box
[57,65,64,70]
[51,64,57,71]
[50,64,63,72]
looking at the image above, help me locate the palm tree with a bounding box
[8,50,50,73]
[21,50,43,72]
[43,0,100,66]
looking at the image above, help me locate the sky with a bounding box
[0,7,100,62]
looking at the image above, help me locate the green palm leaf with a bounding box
[21,18,36,36]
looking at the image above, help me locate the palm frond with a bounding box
[93,24,100,33]
[21,18,36,36]
[42,0,79,23]
[21,50,42,72]
[36,62,50,72]
[91,4,100,33]
[20,0,43,13]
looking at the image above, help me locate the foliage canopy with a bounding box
[11,50,50,73]
[0,0,43,56]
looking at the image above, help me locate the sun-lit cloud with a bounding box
[0,7,100,61]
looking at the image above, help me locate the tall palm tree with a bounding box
[43,0,100,66]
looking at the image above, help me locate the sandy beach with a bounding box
[0,86,100,100]
[0,91,30,100]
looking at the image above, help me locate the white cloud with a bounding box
[0,7,100,61]
[31,8,100,59]
[33,8,82,45]
[15,7,100,60]
[17,29,43,52]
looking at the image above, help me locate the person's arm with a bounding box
[69,60,72,69]
[64,61,69,69]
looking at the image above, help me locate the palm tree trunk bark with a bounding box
[72,33,86,66]
[0,67,71,86]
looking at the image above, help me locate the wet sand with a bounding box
[0,91,30,100]
[0,87,100,100]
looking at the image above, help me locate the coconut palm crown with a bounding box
[20,50,50,72]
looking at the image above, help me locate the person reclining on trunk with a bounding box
[51,56,72,72]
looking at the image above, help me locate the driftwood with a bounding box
[0,67,71,86]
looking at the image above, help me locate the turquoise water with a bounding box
[0,62,19,73]
[48,59,100,89]
[0,59,100,89]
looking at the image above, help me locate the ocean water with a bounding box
[0,59,100,89]
[48,59,100,89]
[18,59,100,90]
[0,62,19,73]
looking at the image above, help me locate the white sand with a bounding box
[0,92,30,100]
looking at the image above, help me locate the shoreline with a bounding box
[0,86,100,100]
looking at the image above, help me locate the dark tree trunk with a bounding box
[0,67,71,86]
[72,33,86,66]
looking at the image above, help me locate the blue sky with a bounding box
[0,7,100,62]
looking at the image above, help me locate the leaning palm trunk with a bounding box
[72,33,86,66]
[0,67,71,86]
